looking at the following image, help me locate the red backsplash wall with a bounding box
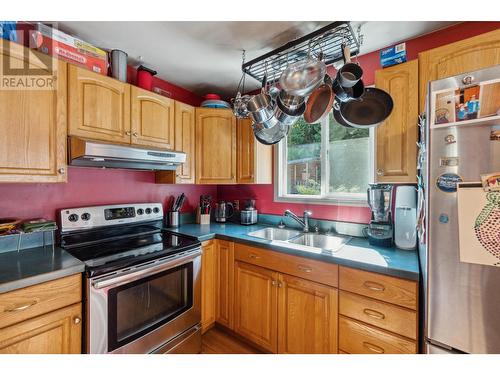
[0,168,217,221]
[219,21,500,224]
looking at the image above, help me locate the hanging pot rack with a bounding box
[242,21,360,84]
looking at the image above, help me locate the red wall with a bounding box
[219,21,500,224]
[0,168,217,221]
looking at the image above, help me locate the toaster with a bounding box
[240,210,258,225]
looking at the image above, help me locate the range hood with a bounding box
[68,137,186,171]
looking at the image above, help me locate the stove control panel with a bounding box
[60,203,163,232]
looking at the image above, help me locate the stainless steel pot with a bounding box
[253,121,289,145]
[247,93,274,125]
[278,90,305,112]
[274,99,302,127]
[279,58,326,97]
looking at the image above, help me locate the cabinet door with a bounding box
[216,240,234,329]
[0,42,67,183]
[195,108,236,184]
[131,87,175,149]
[174,101,195,183]
[0,303,82,354]
[237,118,255,183]
[234,261,278,352]
[419,29,500,111]
[68,65,131,144]
[375,60,418,183]
[237,118,272,184]
[201,240,217,333]
[277,274,338,354]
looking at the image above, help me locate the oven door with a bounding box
[87,249,201,354]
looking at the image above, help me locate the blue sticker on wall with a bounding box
[436,173,463,193]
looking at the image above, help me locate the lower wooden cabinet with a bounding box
[0,303,82,354]
[201,240,217,333]
[338,316,416,354]
[278,274,338,354]
[234,261,278,352]
[216,240,234,329]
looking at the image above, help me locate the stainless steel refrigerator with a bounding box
[419,64,500,354]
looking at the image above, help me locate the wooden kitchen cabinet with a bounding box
[234,261,278,352]
[0,303,82,354]
[201,240,217,333]
[195,108,236,184]
[68,65,131,144]
[131,86,175,150]
[216,240,234,329]
[277,274,338,354]
[375,59,419,183]
[0,41,67,183]
[419,28,500,111]
[237,118,272,184]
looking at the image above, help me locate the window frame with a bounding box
[274,112,374,207]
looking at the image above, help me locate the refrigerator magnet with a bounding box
[481,172,500,192]
[436,173,463,193]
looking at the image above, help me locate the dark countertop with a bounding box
[0,246,85,293]
[166,223,420,281]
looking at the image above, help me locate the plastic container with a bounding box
[137,65,157,91]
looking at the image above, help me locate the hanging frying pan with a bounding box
[304,73,334,124]
[332,106,353,128]
[335,87,393,128]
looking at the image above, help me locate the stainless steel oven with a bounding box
[87,248,201,354]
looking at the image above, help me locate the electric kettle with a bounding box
[214,201,234,223]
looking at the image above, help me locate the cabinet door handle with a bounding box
[363,281,385,292]
[271,280,276,286]
[277,281,283,288]
[73,316,81,325]
[125,131,132,136]
[249,253,261,260]
[363,342,385,354]
[376,168,384,176]
[4,300,38,312]
[58,168,65,175]
[363,308,386,320]
[298,265,312,273]
[132,132,138,137]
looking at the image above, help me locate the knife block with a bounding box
[196,208,211,225]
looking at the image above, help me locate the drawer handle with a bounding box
[298,265,312,273]
[249,253,261,260]
[363,281,385,292]
[363,308,386,320]
[363,341,385,354]
[4,300,38,312]
[73,316,81,325]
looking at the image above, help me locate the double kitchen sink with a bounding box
[247,227,351,253]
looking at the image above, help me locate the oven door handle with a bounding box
[91,249,201,290]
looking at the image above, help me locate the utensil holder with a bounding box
[167,211,180,228]
[196,208,211,225]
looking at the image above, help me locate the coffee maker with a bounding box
[366,184,393,247]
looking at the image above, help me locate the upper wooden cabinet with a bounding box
[131,86,175,149]
[375,59,418,183]
[174,101,196,183]
[419,29,500,111]
[237,118,272,184]
[68,65,131,144]
[195,108,236,184]
[0,42,67,183]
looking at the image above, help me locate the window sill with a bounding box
[274,194,368,207]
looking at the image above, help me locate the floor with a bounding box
[201,327,262,354]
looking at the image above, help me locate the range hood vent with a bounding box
[68,137,186,171]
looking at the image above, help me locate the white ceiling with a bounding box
[57,21,455,97]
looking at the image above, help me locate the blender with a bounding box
[366,184,394,247]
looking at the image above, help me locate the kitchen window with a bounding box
[275,111,374,206]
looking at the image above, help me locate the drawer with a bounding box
[339,291,417,340]
[234,243,338,287]
[339,316,417,354]
[0,275,82,329]
[339,267,417,309]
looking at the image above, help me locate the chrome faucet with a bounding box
[284,209,312,232]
